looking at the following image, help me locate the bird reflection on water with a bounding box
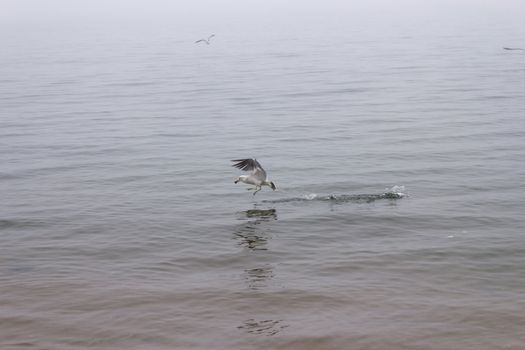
[238,318,289,336]
[243,266,274,290]
[233,207,289,336]
[233,207,277,290]
[233,208,277,251]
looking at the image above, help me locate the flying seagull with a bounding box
[195,34,215,45]
[503,47,524,51]
[232,159,276,195]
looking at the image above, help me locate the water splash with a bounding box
[386,185,406,197]
[264,186,406,204]
[303,193,318,200]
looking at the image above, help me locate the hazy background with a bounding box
[3,0,525,25]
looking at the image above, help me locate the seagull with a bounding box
[503,47,524,51]
[232,159,276,195]
[195,34,215,45]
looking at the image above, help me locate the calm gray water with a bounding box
[1,4,525,349]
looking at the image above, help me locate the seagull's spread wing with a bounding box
[231,158,267,181]
[208,34,215,41]
[195,39,207,44]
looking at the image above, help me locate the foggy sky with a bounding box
[2,0,525,24]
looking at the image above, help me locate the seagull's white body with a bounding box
[232,159,276,195]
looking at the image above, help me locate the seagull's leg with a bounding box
[253,186,261,195]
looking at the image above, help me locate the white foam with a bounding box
[385,185,406,197]
[303,193,318,200]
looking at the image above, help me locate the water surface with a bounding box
[1,4,525,349]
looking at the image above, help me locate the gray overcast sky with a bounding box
[2,0,525,22]
[2,0,524,45]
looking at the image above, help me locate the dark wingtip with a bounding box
[231,159,244,168]
[231,158,260,171]
[270,182,276,190]
[231,158,251,169]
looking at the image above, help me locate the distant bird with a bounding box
[503,47,524,51]
[195,34,215,45]
[232,159,276,195]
